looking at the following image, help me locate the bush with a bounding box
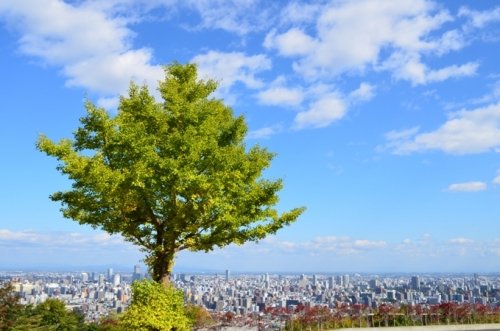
[120,280,190,331]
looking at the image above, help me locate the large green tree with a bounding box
[37,63,304,285]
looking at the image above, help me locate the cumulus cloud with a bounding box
[247,125,283,140]
[0,0,163,105]
[261,235,388,256]
[0,0,272,106]
[384,103,500,154]
[192,51,271,91]
[349,82,376,102]
[447,181,487,192]
[387,55,477,85]
[0,229,133,248]
[264,28,317,56]
[257,86,304,106]
[267,0,474,85]
[459,6,500,29]
[279,1,322,24]
[293,93,346,129]
[183,0,273,35]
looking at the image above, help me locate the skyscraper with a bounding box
[98,274,105,286]
[133,265,142,281]
[411,276,420,290]
[107,268,114,282]
[342,274,350,287]
[225,269,230,281]
[113,273,121,286]
[328,276,335,289]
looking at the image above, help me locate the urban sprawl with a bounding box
[2,268,499,328]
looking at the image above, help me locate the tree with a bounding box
[119,280,190,331]
[31,299,84,331]
[184,305,214,330]
[37,63,304,285]
[0,282,23,331]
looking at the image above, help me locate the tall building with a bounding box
[113,273,121,286]
[336,275,343,287]
[411,276,420,290]
[133,265,142,281]
[107,268,114,282]
[342,274,350,287]
[225,269,230,281]
[328,276,335,289]
[98,274,105,286]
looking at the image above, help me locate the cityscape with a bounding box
[2,267,499,328]
[1,0,500,329]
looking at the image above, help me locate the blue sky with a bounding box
[1,0,500,273]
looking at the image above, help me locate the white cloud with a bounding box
[267,0,474,86]
[257,86,304,106]
[353,239,387,249]
[263,236,388,256]
[382,53,477,85]
[349,82,376,102]
[448,237,475,245]
[459,6,500,29]
[385,103,500,154]
[0,0,163,105]
[64,49,162,95]
[385,126,420,142]
[183,0,271,35]
[447,181,487,192]
[426,62,478,83]
[279,1,321,24]
[493,177,500,185]
[264,28,317,56]
[293,93,346,129]
[0,229,132,248]
[247,125,283,140]
[192,51,271,91]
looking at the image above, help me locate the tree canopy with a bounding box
[37,63,305,284]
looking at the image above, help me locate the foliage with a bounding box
[185,304,214,329]
[283,302,500,330]
[86,314,123,331]
[30,299,84,331]
[0,282,23,331]
[119,280,190,331]
[37,63,305,284]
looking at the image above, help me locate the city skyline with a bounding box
[1,0,500,273]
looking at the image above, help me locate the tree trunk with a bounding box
[151,250,175,286]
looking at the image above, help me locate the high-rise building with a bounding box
[328,276,335,289]
[225,269,230,281]
[81,272,89,283]
[98,274,105,286]
[342,274,350,287]
[107,268,114,281]
[133,265,142,281]
[113,273,121,286]
[336,275,343,287]
[411,276,420,290]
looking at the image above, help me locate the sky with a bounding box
[0,0,500,274]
